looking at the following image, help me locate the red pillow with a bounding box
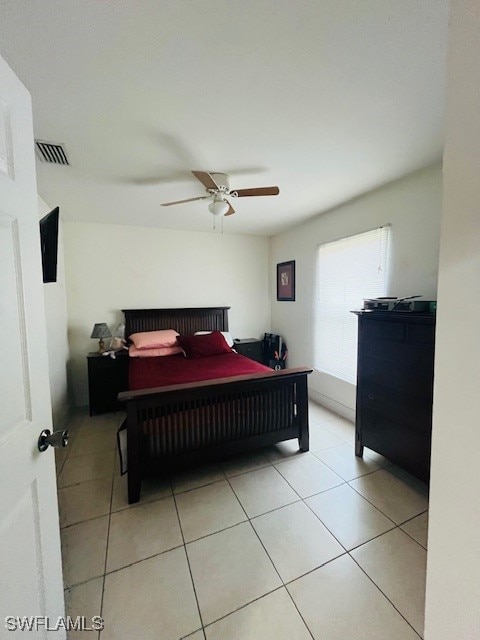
[177,331,232,359]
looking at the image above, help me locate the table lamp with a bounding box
[90,323,112,354]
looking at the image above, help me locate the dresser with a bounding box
[353,311,435,482]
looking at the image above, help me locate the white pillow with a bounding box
[194,330,234,348]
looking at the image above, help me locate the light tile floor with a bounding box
[57,402,428,640]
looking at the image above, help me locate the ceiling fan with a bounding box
[161,171,279,217]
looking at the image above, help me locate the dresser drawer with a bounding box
[361,382,432,434]
[407,322,435,345]
[362,319,405,342]
[361,339,434,372]
[362,317,434,345]
[361,355,434,399]
[360,408,431,482]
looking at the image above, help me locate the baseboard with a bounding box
[308,389,355,423]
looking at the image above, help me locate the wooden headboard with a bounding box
[123,307,230,338]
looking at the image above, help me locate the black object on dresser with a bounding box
[353,311,435,482]
[261,333,287,370]
[233,339,263,363]
[87,351,129,416]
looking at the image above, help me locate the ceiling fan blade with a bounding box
[233,186,280,197]
[224,202,235,216]
[161,196,210,206]
[192,170,221,190]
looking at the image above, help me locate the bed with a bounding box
[118,306,312,503]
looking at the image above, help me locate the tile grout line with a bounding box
[172,475,206,635]
[68,522,351,591]
[222,460,272,479]
[64,497,300,588]
[62,410,428,638]
[62,476,425,588]
[273,460,345,498]
[269,472,394,574]
[59,444,423,540]
[223,473,316,640]
[63,445,117,461]
[60,509,112,531]
[172,470,227,496]
[60,451,424,579]
[55,415,83,479]
[59,447,395,528]
[98,414,121,640]
[300,491,367,552]
[66,543,185,588]
[57,466,116,491]
[64,413,122,635]
[309,417,356,441]
[59,414,109,640]
[397,522,428,551]
[273,440,427,633]
[172,458,275,496]
[225,446,426,636]
[309,447,388,481]
[347,549,424,640]
[59,427,384,514]
[201,585,286,632]
[398,506,429,546]
[346,476,426,527]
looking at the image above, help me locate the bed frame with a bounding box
[118,307,312,503]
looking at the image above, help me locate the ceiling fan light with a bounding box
[208,199,230,217]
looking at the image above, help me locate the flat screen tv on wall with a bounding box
[39,207,59,283]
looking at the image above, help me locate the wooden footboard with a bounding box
[118,367,312,503]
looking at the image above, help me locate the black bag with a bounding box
[262,333,287,370]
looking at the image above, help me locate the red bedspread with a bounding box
[129,352,272,391]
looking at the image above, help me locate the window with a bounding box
[314,226,390,384]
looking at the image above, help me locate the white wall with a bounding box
[270,165,442,419]
[424,2,480,637]
[64,222,271,406]
[38,197,70,427]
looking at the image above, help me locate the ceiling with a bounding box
[0,1,447,236]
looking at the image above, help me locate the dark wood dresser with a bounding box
[353,311,435,482]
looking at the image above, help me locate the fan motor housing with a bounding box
[208,172,229,193]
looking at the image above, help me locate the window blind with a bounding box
[314,226,390,384]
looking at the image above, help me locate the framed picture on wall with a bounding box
[276,260,295,301]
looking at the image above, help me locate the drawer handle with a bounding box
[368,393,375,401]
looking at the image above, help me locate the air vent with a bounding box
[35,140,69,165]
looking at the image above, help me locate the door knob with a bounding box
[38,429,69,452]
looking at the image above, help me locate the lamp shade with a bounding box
[90,323,112,339]
[208,199,230,217]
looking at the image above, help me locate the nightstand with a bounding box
[234,338,263,363]
[87,351,129,416]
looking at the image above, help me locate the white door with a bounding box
[0,55,65,637]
